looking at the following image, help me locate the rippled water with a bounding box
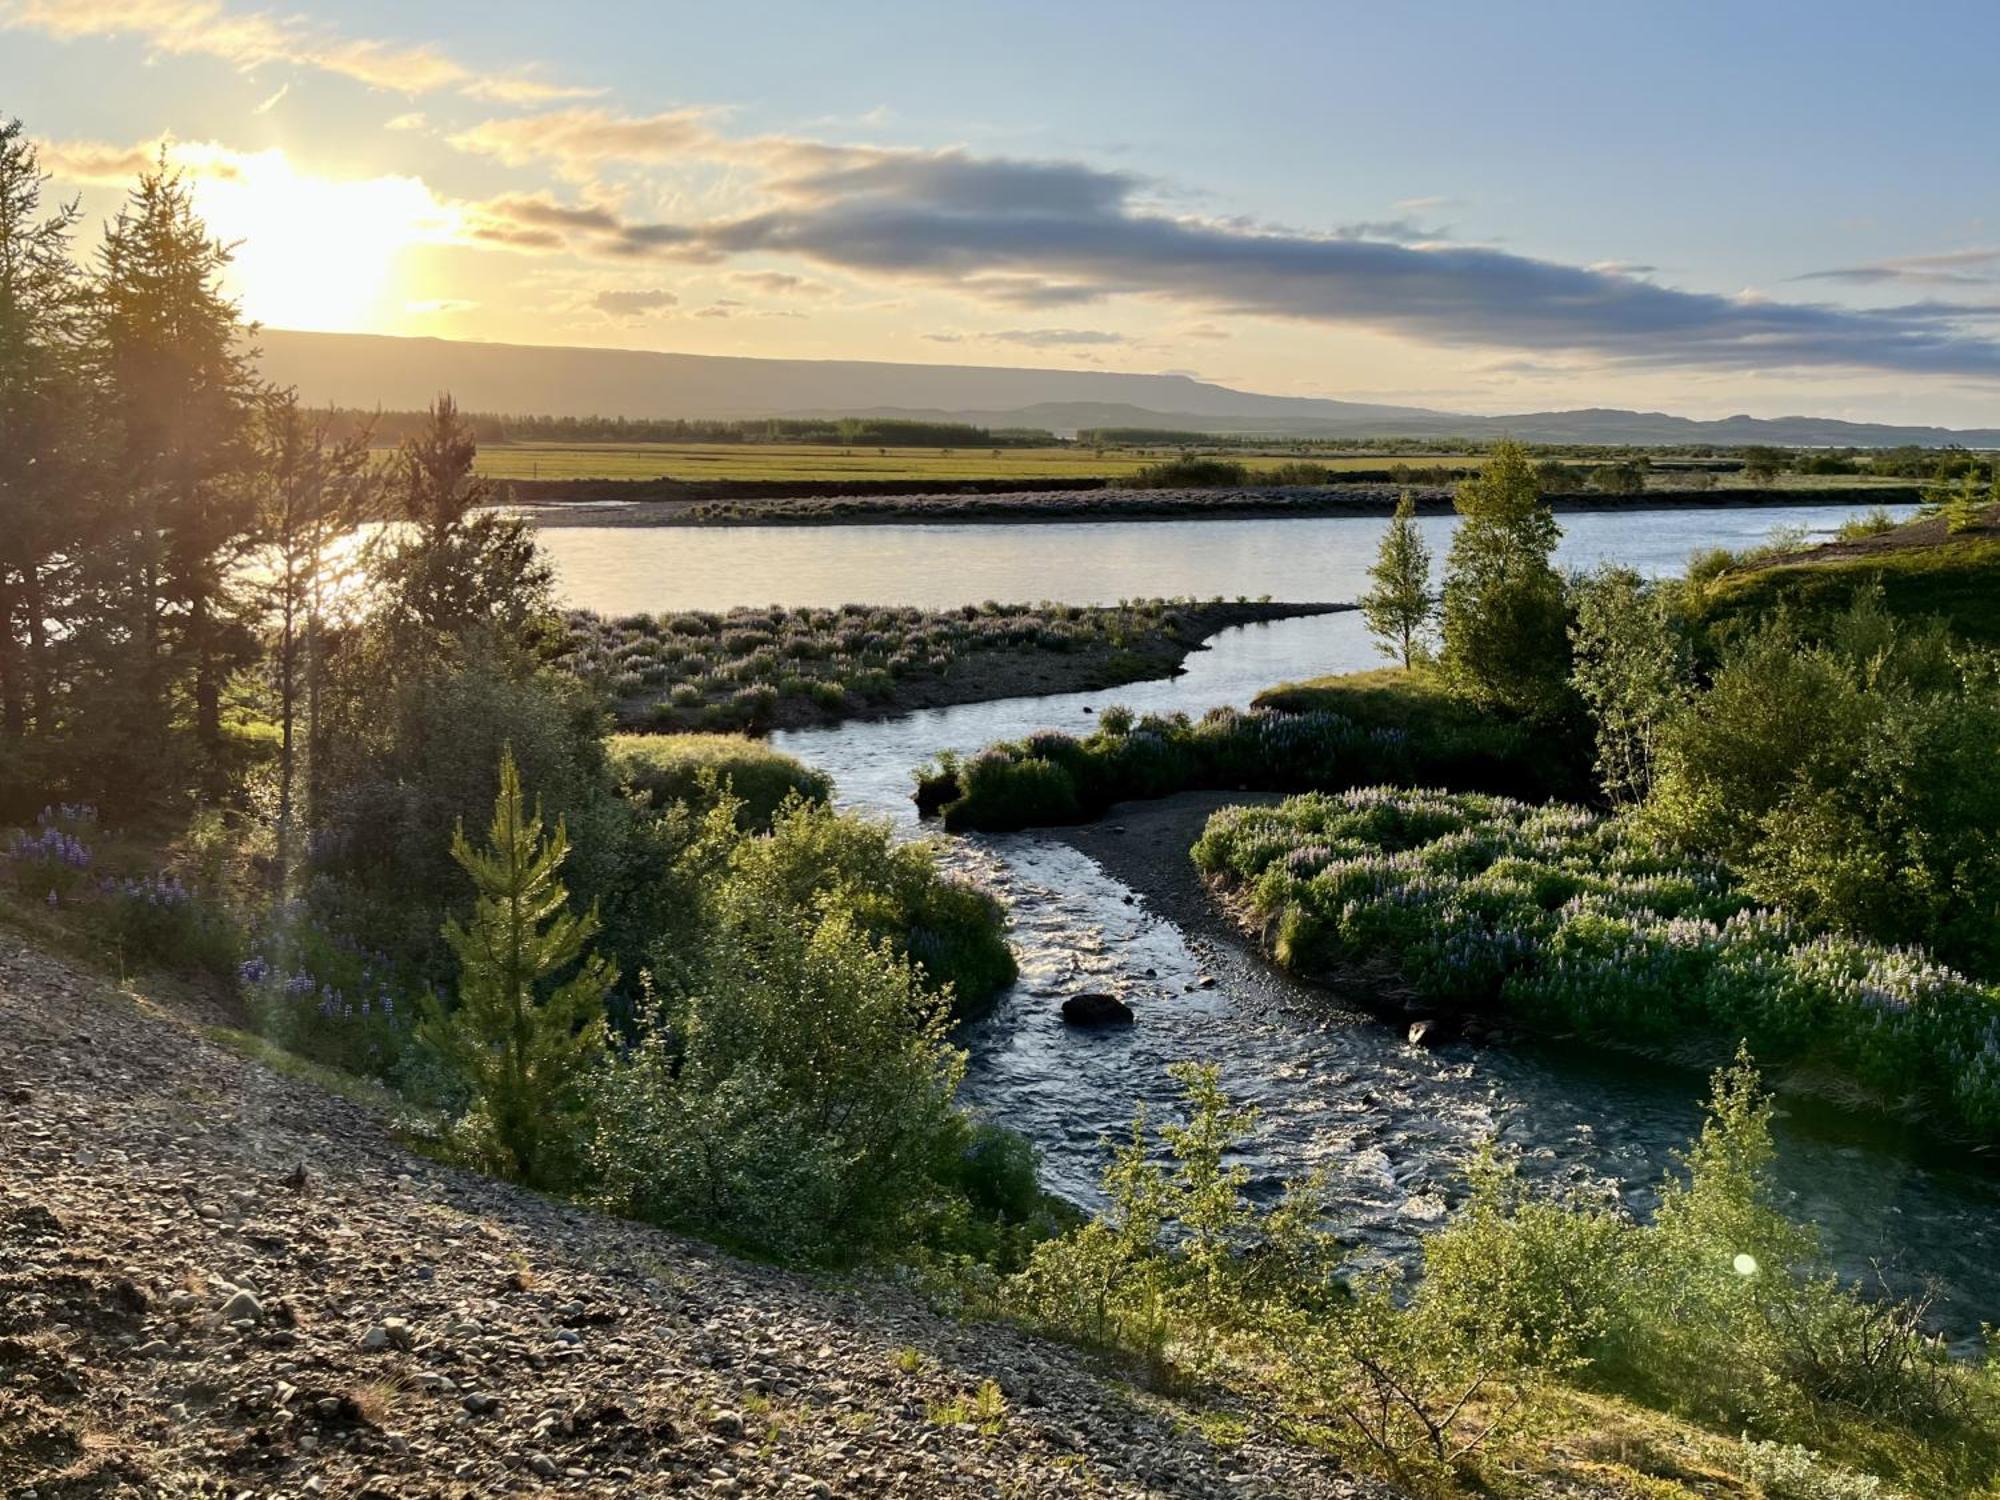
[553,501,2000,1334]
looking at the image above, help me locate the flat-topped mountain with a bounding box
[254,329,2000,448]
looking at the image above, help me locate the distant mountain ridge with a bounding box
[254,329,2000,448]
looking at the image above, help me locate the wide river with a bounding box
[544,503,2000,1335]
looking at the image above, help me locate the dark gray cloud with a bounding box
[485,146,2000,380]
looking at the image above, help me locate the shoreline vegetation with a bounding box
[12,115,2000,1499]
[564,598,1342,733]
[505,478,1924,528]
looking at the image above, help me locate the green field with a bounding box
[469,441,1483,484]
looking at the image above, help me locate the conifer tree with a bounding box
[1358,491,1434,668]
[0,119,91,752]
[254,390,378,891]
[93,156,259,770]
[422,749,614,1188]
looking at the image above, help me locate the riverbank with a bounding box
[573,600,1346,733]
[0,927,1394,1499]
[509,481,1921,529]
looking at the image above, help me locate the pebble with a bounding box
[0,926,1383,1500]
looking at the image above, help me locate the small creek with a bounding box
[545,500,2000,1335]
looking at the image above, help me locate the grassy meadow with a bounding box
[472,440,1494,484]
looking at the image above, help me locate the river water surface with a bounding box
[546,502,2000,1334]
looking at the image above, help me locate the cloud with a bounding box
[979,328,1128,348]
[447,106,718,168]
[591,288,678,318]
[252,82,286,114]
[564,144,2000,380]
[729,269,832,297]
[1182,322,1231,340]
[1795,247,2000,289]
[2,0,598,102]
[405,297,477,314]
[34,134,253,185]
[385,112,427,132]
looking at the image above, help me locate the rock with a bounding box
[216,1289,262,1324]
[1407,1016,1460,1047]
[1061,992,1134,1027]
[708,1409,744,1438]
[528,1453,559,1478]
[361,1325,391,1352]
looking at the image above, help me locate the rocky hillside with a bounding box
[0,931,1394,1499]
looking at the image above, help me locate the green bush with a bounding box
[1114,457,1249,489]
[590,908,967,1262]
[707,797,1015,1018]
[609,732,831,830]
[1013,1058,1996,1493]
[1194,787,2000,1141]
[925,679,1581,833]
[1647,598,2000,974]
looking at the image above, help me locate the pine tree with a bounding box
[1358,491,1433,668]
[1438,439,1572,718]
[0,119,91,751]
[93,156,259,770]
[376,395,551,645]
[254,390,378,891]
[422,749,615,1188]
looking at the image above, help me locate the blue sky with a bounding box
[6,0,2000,424]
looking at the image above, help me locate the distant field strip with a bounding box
[469,442,1486,483]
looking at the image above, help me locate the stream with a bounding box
[542,500,2000,1335]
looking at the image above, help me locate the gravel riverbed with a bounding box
[0,929,1406,1499]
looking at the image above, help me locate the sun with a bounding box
[181,147,445,332]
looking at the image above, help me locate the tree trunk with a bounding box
[21,560,48,731]
[0,571,21,741]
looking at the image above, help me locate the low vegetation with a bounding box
[561,597,1317,731]
[921,667,1584,832]
[607,732,831,830]
[1194,786,2000,1140]
[1000,1058,2000,1497]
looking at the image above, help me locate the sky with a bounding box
[7,0,2000,425]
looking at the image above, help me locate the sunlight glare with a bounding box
[183,147,447,333]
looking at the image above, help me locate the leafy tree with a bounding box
[1438,439,1572,719]
[1740,447,1788,485]
[1568,566,1693,803]
[592,902,968,1261]
[1358,492,1434,667]
[1590,462,1645,495]
[421,749,615,1188]
[1645,597,2000,971]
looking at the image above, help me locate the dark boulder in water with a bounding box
[1062,992,1135,1027]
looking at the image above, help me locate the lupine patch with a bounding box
[1195,788,2000,1141]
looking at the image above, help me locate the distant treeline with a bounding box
[323,410,1059,449]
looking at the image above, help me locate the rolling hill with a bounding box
[253,329,2000,448]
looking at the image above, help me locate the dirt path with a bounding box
[0,928,1400,1499]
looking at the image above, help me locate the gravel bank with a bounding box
[0,929,1397,1498]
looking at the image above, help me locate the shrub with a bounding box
[1114,456,1249,489]
[609,733,831,830]
[925,678,1580,833]
[591,909,966,1262]
[1194,787,2000,1141]
[95,872,241,978]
